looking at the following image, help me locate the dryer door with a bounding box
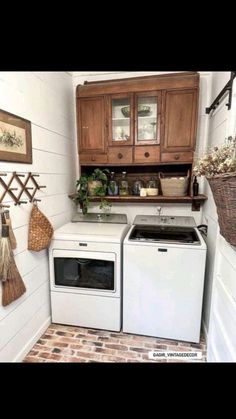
[51,250,117,296]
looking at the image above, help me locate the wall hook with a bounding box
[0,203,10,208]
[16,201,28,205]
[1,172,46,206]
[15,173,25,177]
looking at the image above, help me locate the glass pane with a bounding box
[112,98,130,141]
[137,96,158,143]
[54,258,114,290]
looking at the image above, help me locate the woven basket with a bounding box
[207,172,236,246]
[28,204,54,251]
[159,170,190,196]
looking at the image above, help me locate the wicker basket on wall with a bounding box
[207,172,236,247]
[159,170,190,196]
[28,204,54,251]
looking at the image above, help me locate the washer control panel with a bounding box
[133,215,197,227]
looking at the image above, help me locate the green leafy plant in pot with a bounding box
[74,168,111,215]
[87,168,110,197]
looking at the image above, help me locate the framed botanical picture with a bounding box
[0,109,32,163]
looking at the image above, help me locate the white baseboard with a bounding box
[13,316,51,362]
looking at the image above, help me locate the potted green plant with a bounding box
[87,168,110,196]
[74,169,111,215]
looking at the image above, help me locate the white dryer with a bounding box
[123,215,207,343]
[49,213,129,332]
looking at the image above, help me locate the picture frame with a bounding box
[0,109,32,163]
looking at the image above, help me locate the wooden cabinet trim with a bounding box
[77,73,199,97]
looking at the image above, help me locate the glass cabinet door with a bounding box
[135,92,161,145]
[109,94,133,146]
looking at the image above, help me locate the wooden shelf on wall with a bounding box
[68,193,207,211]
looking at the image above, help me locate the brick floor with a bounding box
[23,324,207,363]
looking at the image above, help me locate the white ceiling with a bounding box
[67,71,125,77]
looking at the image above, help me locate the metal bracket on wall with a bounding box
[0,172,46,206]
[205,71,236,114]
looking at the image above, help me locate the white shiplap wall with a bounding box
[0,72,76,362]
[72,71,211,225]
[203,72,236,361]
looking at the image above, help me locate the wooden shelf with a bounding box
[68,194,207,211]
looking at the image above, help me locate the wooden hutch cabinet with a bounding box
[75,72,207,210]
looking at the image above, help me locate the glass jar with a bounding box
[108,172,118,196]
[119,172,129,196]
[132,179,144,196]
[146,177,158,196]
[147,177,157,188]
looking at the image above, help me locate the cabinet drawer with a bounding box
[79,154,108,164]
[108,147,133,164]
[161,152,193,162]
[134,146,160,164]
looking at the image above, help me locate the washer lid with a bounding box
[53,222,129,243]
[133,215,197,227]
[129,225,201,245]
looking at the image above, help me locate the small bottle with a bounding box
[119,172,129,196]
[193,176,199,196]
[108,172,118,196]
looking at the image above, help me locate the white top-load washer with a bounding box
[49,213,129,331]
[123,215,207,343]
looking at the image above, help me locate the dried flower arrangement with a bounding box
[193,136,236,177]
[193,136,236,247]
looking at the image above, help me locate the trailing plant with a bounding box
[74,174,90,215]
[74,169,111,215]
[99,198,112,213]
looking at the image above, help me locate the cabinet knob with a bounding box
[144,152,150,158]
[174,154,180,160]
[91,156,96,161]
[118,153,123,159]
[82,126,88,129]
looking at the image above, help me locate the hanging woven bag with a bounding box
[28,202,54,251]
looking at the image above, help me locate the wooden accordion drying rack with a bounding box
[0,172,46,208]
